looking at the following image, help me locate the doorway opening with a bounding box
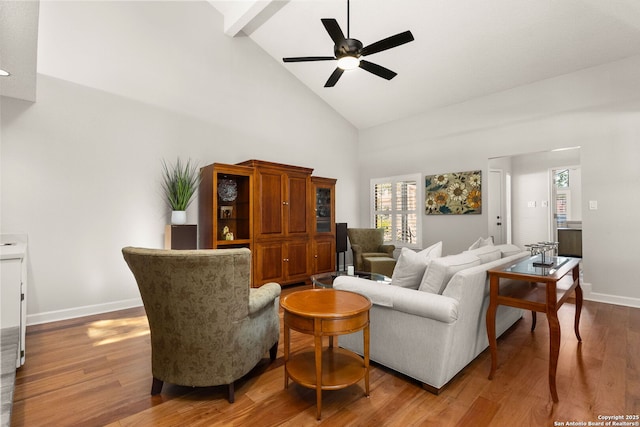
[488,148,581,249]
[550,165,582,257]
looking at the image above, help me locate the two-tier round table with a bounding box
[281,289,371,420]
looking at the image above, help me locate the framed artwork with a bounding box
[425,170,482,215]
[220,206,233,219]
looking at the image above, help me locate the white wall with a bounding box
[358,55,640,306]
[0,1,359,323]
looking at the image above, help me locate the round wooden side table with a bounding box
[281,289,371,420]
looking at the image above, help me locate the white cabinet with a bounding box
[1,237,27,367]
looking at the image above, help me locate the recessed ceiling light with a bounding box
[0,69,10,77]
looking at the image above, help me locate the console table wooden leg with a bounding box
[547,310,561,403]
[531,311,537,332]
[315,333,323,420]
[486,275,499,380]
[574,266,583,342]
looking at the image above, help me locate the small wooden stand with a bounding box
[164,225,197,250]
[281,289,371,419]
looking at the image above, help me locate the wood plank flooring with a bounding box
[9,284,640,426]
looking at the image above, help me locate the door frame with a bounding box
[488,169,507,244]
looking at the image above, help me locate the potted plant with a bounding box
[161,158,200,224]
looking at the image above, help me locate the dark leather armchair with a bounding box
[347,228,396,271]
[122,247,280,403]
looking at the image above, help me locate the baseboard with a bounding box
[26,297,143,326]
[581,282,640,308]
[23,283,639,325]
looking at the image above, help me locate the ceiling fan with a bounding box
[282,0,414,87]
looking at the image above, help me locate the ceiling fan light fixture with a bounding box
[281,0,414,87]
[337,55,360,70]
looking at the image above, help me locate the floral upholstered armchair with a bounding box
[347,228,396,271]
[122,247,280,403]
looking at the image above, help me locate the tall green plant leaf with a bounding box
[161,158,201,210]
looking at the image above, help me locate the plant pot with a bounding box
[171,210,187,225]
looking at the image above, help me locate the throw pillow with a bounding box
[494,244,524,257]
[468,236,494,250]
[419,253,481,294]
[390,241,443,289]
[464,245,502,264]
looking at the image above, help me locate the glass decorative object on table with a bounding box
[525,241,559,267]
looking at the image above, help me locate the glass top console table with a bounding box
[486,254,583,403]
[311,271,391,288]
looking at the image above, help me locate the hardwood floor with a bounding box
[10,284,640,426]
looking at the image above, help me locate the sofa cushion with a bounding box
[390,242,443,289]
[468,236,494,250]
[419,253,482,294]
[494,244,524,257]
[464,245,502,264]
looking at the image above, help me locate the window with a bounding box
[554,169,569,188]
[371,174,421,248]
[555,192,568,227]
[554,169,570,228]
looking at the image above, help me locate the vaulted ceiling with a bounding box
[214,0,640,129]
[4,1,640,130]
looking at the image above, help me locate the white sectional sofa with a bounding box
[333,242,529,393]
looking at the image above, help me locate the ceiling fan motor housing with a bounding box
[335,38,363,59]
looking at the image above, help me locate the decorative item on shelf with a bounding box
[220,206,233,219]
[161,157,200,224]
[222,226,234,241]
[218,178,238,202]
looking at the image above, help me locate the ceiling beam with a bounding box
[209,0,289,37]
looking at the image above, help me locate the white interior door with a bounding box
[488,169,505,244]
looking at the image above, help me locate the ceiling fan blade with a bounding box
[324,67,344,87]
[283,56,335,63]
[360,30,414,56]
[359,60,397,80]
[321,18,346,44]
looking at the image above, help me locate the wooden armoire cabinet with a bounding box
[199,159,336,287]
[198,163,254,250]
[238,160,313,287]
[238,160,312,240]
[311,176,336,275]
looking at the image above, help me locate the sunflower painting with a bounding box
[425,170,482,215]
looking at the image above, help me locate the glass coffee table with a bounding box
[311,271,391,288]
